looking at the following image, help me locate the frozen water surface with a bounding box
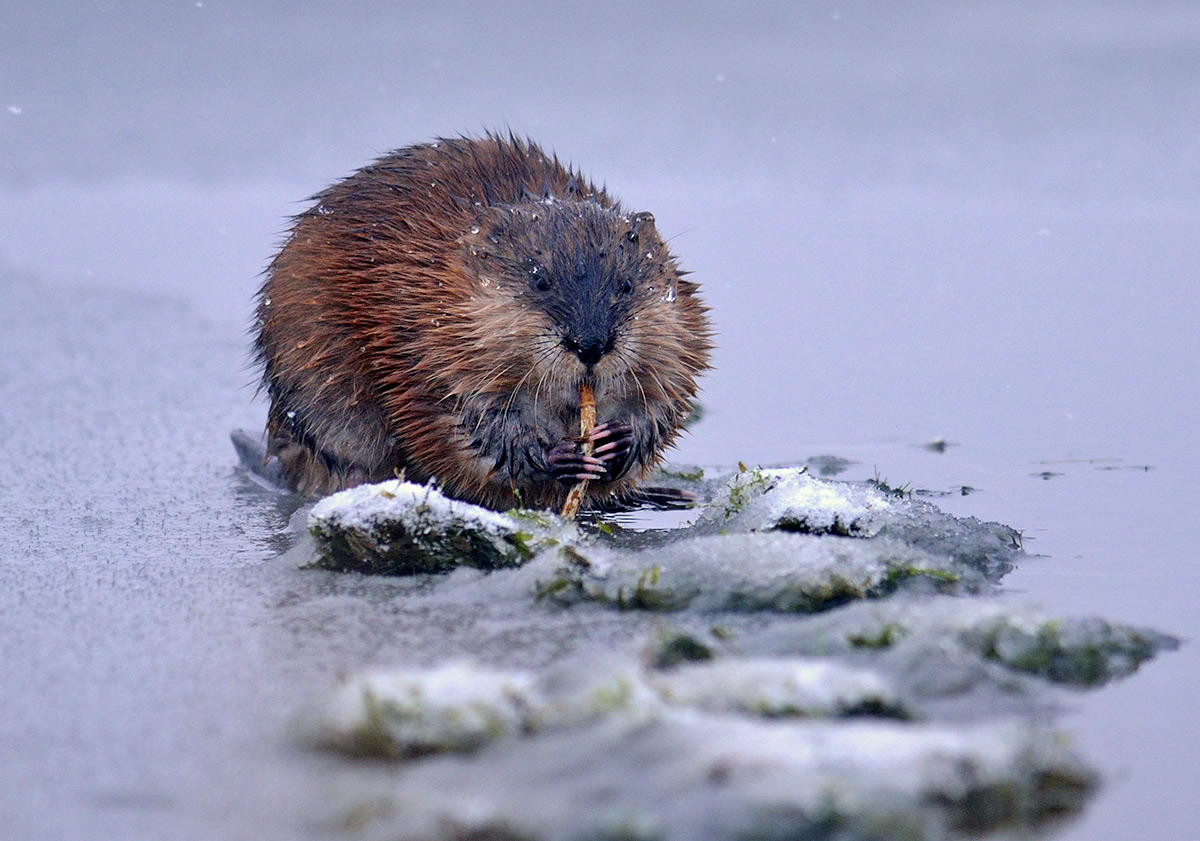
[2,3,1198,840]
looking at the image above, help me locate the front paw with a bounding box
[588,421,635,481]
[546,438,607,485]
[545,421,636,485]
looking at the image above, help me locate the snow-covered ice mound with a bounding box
[290,465,1177,840]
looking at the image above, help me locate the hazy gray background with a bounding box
[2,2,1197,839]
[4,1,1196,463]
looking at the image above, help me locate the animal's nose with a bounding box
[577,338,605,366]
[567,335,613,367]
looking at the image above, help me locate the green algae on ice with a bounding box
[307,663,539,757]
[694,467,1022,579]
[745,598,1179,693]
[305,654,909,760]
[969,613,1177,686]
[534,532,979,614]
[308,670,1097,841]
[306,480,574,575]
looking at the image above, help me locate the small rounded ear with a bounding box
[626,211,658,243]
[632,211,656,233]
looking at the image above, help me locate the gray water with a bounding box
[2,3,1198,839]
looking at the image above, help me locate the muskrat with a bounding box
[254,133,712,510]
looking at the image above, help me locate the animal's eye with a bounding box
[620,279,634,294]
[522,256,551,291]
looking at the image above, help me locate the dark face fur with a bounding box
[461,200,681,402]
[443,196,707,505]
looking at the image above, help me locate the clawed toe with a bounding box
[546,420,638,485]
[547,439,607,484]
[587,421,635,480]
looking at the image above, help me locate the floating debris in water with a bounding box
[805,454,858,476]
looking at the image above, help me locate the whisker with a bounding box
[501,357,542,416]
[470,353,531,401]
[635,342,673,407]
[615,345,652,420]
[503,338,560,418]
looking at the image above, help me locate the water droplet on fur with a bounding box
[469,226,480,234]
[286,410,296,419]
[263,298,272,306]
[664,285,677,302]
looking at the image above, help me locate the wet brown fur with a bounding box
[255,133,712,509]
